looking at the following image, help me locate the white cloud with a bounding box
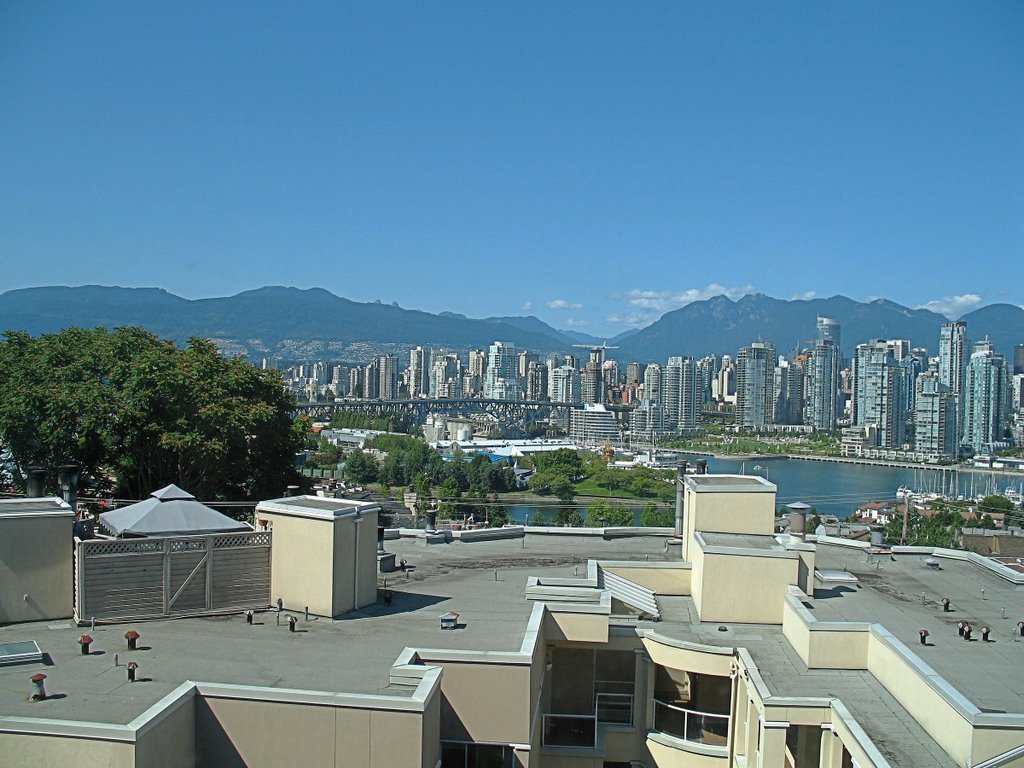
[520,301,533,312]
[612,284,756,312]
[916,293,983,319]
[790,291,817,301]
[564,318,589,328]
[606,311,658,328]
[548,299,583,310]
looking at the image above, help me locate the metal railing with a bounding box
[542,714,597,748]
[595,692,633,725]
[653,700,730,747]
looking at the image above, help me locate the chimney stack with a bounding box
[57,465,80,512]
[786,502,811,541]
[26,467,47,498]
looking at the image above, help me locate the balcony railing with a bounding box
[595,692,634,725]
[653,700,730,747]
[542,714,597,748]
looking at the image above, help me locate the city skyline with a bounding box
[2,3,1021,336]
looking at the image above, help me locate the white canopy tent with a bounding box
[98,484,251,537]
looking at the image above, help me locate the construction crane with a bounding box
[572,342,620,366]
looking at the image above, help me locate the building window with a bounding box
[652,665,731,747]
[440,741,514,768]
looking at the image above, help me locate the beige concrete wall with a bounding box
[689,537,705,616]
[647,736,728,767]
[422,659,532,745]
[972,727,1024,766]
[864,631,974,767]
[136,693,196,768]
[781,595,869,670]
[357,509,379,609]
[262,512,335,616]
[685,486,776,540]
[264,508,378,617]
[544,610,609,643]
[696,548,796,624]
[0,515,73,623]
[602,566,691,595]
[0,732,134,768]
[196,695,426,768]
[332,512,356,615]
[419,684,441,768]
[642,635,734,678]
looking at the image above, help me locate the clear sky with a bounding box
[1,2,1021,336]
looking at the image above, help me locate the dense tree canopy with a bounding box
[0,327,306,501]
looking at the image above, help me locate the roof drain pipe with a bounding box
[674,460,688,538]
[352,510,363,612]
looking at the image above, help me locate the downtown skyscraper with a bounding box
[803,317,841,430]
[938,321,968,439]
[962,342,1011,454]
[663,356,699,431]
[483,341,523,401]
[852,340,906,449]
[736,342,776,428]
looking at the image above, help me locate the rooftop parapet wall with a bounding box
[781,586,1024,767]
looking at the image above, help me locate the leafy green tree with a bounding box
[978,495,1014,516]
[640,502,674,527]
[584,498,612,527]
[306,438,343,469]
[584,500,633,527]
[0,328,305,501]
[343,449,378,483]
[437,476,461,520]
[533,448,584,478]
[552,507,584,526]
[883,510,959,548]
[485,495,511,526]
[413,472,432,503]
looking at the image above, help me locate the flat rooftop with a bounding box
[699,531,787,552]
[649,597,955,767]
[810,543,1024,715]
[0,497,73,517]
[685,474,775,492]
[0,533,670,725]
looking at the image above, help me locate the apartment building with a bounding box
[2,477,1024,768]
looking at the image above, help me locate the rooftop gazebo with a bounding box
[98,484,251,538]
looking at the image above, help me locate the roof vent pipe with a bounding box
[786,502,811,541]
[26,467,47,498]
[674,461,688,538]
[30,673,47,701]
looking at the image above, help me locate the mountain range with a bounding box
[0,285,1021,364]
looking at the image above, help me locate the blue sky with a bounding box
[1,2,1021,336]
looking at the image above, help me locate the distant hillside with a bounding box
[0,286,571,361]
[615,294,1024,362]
[1,286,1020,364]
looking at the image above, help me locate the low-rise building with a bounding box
[2,476,1024,768]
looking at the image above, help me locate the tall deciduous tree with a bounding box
[0,328,306,502]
